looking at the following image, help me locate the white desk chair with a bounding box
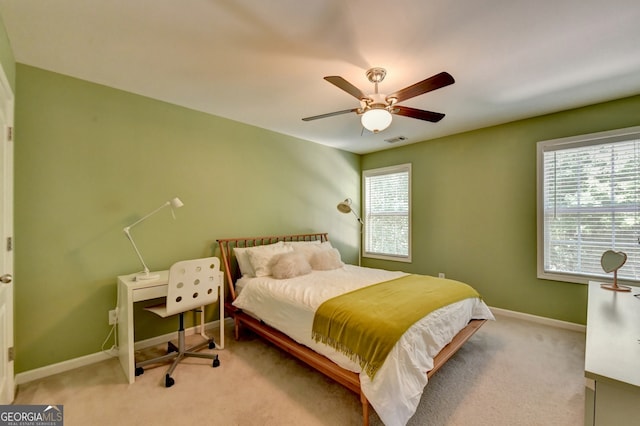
[135,257,222,387]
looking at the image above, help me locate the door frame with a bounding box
[0,60,14,405]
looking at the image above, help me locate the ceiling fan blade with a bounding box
[324,76,367,100]
[302,108,358,121]
[387,72,455,103]
[393,106,445,122]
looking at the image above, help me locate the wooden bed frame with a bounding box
[217,233,486,426]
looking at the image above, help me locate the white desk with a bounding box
[584,281,640,425]
[117,270,224,384]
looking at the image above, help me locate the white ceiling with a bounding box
[1,0,640,154]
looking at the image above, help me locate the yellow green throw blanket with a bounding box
[311,274,480,379]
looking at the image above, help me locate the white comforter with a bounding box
[232,265,494,426]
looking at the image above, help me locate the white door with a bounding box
[0,63,14,405]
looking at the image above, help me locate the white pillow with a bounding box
[246,241,294,277]
[291,241,334,262]
[309,248,344,271]
[285,240,322,246]
[270,252,312,279]
[233,247,255,277]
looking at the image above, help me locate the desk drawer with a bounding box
[132,284,166,302]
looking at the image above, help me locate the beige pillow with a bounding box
[246,242,293,277]
[270,252,312,279]
[309,248,344,271]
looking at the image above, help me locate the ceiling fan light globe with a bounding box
[361,108,392,133]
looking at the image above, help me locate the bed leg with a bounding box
[360,392,370,426]
[234,317,240,340]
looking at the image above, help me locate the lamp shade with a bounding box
[337,198,363,224]
[361,108,392,133]
[337,198,353,214]
[170,197,184,209]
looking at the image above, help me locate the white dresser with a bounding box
[584,281,640,425]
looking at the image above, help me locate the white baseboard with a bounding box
[15,349,119,386]
[490,306,586,333]
[15,318,233,386]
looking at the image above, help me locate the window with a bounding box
[537,126,640,284]
[363,163,411,262]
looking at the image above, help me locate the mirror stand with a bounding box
[600,270,631,292]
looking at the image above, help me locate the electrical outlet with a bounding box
[438,272,445,278]
[108,309,118,325]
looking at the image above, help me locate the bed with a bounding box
[217,233,493,426]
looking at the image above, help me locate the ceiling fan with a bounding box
[302,67,455,133]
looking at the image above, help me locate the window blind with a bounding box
[363,164,411,261]
[540,135,640,282]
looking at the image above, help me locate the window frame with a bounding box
[362,163,412,263]
[536,125,640,284]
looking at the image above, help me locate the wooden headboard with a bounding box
[217,233,329,300]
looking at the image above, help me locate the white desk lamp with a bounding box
[123,197,184,281]
[337,198,363,266]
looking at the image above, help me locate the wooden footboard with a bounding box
[227,303,485,426]
[217,234,487,426]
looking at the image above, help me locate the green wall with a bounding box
[14,64,361,373]
[362,94,640,324]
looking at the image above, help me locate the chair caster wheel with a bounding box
[135,367,144,376]
[167,342,178,353]
[165,375,175,387]
[208,340,216,349]
[212,355,220,368]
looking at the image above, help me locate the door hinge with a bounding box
[7,126,12,142]
[8,347,14,362]
[6,236,12,252]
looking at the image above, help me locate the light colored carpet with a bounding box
[13,314,585,425]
